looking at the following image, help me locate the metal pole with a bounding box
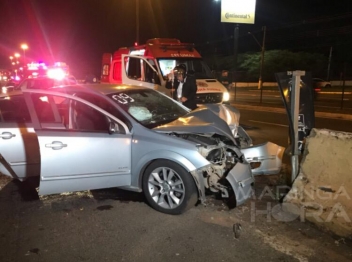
[234,24,239,72]
[23,50,26,65]
[136,0,139,44]
[327,46,332,81]
[341,63,346,110]
[259,26,266,103]
[290,70,305,182]
[233,24,239,103]
[234,70,237,102]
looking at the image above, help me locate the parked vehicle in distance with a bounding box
[1,76,77,94]
[0,84,284,214]
[313,78,332,89]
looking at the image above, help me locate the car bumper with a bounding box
[225,162,255,206]
[241,142,285,176]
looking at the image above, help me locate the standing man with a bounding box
[166,64,198,110]
[220,70,230,90]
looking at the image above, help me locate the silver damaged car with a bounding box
[0,84,283,214]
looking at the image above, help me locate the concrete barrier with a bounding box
[284,128,352,237]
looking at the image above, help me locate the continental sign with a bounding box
[221,0,256,24]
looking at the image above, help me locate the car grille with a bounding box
[195,93,223,104]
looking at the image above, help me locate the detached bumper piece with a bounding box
[241,142,285,176]
[225,162,254,206]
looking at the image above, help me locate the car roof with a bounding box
[0,84,150,98]
[50,83,149,95]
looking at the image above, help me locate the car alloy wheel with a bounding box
[143,160,197,215]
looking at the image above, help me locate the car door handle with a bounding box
[45,141,68,150]
[0,132,16,139]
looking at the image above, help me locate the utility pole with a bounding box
[136,0,139,44]
[327,46,332,81]
[232,24,239,101]
[248,26,266,103]
[258,26,266,103]
[233,24,239,74]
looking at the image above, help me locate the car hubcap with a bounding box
[148,167,185,209]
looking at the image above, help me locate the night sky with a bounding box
[1,0,351,77]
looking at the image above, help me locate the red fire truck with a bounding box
[101,38,230,104]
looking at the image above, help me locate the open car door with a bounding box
[121,55,169,95]
[23,89,132,195]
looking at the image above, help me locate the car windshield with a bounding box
[107,89,189,128]
[157,58,214,79]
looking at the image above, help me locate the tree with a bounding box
[205,50,328,82]
[238,50,328,81]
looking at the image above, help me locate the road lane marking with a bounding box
[249,120,288,127]
[320,92,352,95]
[317,105,347,109]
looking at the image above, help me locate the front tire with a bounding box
[142,160,198,215]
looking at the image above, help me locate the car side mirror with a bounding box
[108,121,119,134]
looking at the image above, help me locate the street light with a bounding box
[248,26,266,103]
[14,53,20,64]
[9,56,15,66]
[21,44,28,64]
[13,53,20,68]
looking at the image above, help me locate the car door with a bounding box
[0,94,40,180]
[121,55,168,95]
[23,89,132,195]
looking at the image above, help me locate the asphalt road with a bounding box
[236,106,352,148]
[1,101,352,262]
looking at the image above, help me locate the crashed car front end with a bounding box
[154,107,284,207]
[168,132,254,206]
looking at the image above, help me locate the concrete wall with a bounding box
[284,129,352,237]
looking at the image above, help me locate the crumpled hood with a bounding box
[153,105,237,143]
[201,103,240,127]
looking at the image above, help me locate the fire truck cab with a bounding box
[101,38,230,104]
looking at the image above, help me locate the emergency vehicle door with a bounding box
[121,55,169,95]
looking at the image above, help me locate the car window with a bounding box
[29,93,122,133]
[73,92,132,131]
[0,95,31,123]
